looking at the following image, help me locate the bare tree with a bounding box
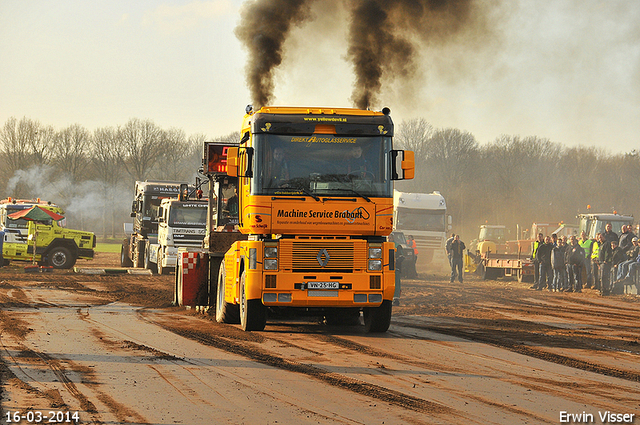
[118,118,165,181]
[152,128,190,181]
[91,126,130,237]
[0,117,54,197]
[51,123,91,183]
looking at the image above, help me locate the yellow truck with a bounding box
[211,106,414,332]
[0,198,95,268]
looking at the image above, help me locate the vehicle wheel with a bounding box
[144,243,155,271]
[48,246,76,269]
[215,262,239,324]
[481,266,497,280]
[363,300,392,333]
[240,272,266,331]
[134,240,145,268]
[324,308,361,326]
[157,249,165,275]
[120,241,133,267]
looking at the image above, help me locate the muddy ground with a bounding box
[0,252,638,424]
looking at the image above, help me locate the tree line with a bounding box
[394,118,640,242]
[0,116,237,238]
[2,115,636,242]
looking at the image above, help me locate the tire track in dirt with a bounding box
[142,312,451,417]
[393,319,640,383]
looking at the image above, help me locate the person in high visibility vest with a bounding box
[531,233,544,289]
[591,233,603,290]
[579,231,595,287]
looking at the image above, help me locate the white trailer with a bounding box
[393,190,450,270]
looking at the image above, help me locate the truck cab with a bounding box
[147,198,208,274]
[578,213,634,239]
[0,199,95,269]
[216,106,414,332]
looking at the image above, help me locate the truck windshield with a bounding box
[253,134,392,198]
[396,208,445,232]
[169,204,207,228]
[479,227,506,242]
[3,207,29,229]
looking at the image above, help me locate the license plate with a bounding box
[307,281,339,290]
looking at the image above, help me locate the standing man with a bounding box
[619,225,636,254]
[450,234,466,283]
[600,239,625,295]
[531,233,544,289]
[591,233,604,291]
[445,232,455,267]
[535,236,553,290]
[579,231,595,287]
[603,223,618,245]
[568,235,586,292]
[407,235,418,278]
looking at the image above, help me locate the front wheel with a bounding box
[120,241,133,267]
[48,246,76,269]
[240,272,266,331]
[363,300,392,333]
[215,263,239,324]
[144,243,155,271]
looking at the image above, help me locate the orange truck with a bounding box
[181,106,414,332]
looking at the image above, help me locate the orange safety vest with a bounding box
[409,239,418,255]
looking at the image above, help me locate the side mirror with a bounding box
[227,147,239,177]
[228,147,254,178]
[390,150,415,180]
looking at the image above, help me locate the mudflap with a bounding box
[175,249,209,308]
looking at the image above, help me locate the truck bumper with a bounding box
[247,270,394,308]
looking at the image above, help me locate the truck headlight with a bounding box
[264,258,278,270]
[369,248,382,259]
[368,259,382,271]
[264,247,278,258]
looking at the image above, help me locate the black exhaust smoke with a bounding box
[235,0,312,109]
[236,0,488,110]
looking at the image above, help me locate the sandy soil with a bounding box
[1,253,638,424]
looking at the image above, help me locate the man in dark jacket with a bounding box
[551,238,567,292]
[567,236,586,292]
[618,225,636,254]
[600,239,625,295]
[603,223,619,245]
[534,236,553,290]
[450,235,466,283]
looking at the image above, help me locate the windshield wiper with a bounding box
[293,185,321,202]
[331,188,372,203]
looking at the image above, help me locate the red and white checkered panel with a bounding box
[181,252,200,275]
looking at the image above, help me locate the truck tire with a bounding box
[240,272,266,331]
[157,249,169,275]
[363,300,392,333]
[144,243,155,271]
[120,241,133,267]
[48,246,76,269]
[215,263,239,324]
[134,240,145,268]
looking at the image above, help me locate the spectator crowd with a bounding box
[530,224,638,296]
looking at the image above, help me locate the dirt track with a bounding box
[1,252,639,424]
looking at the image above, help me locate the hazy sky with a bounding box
[1,0,639,152]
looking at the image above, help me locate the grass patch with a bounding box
[95,243,121,253]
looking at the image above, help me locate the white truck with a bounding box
[393,190,451,270]
[144,197,208,274]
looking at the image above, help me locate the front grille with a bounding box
[279,238,367,272]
